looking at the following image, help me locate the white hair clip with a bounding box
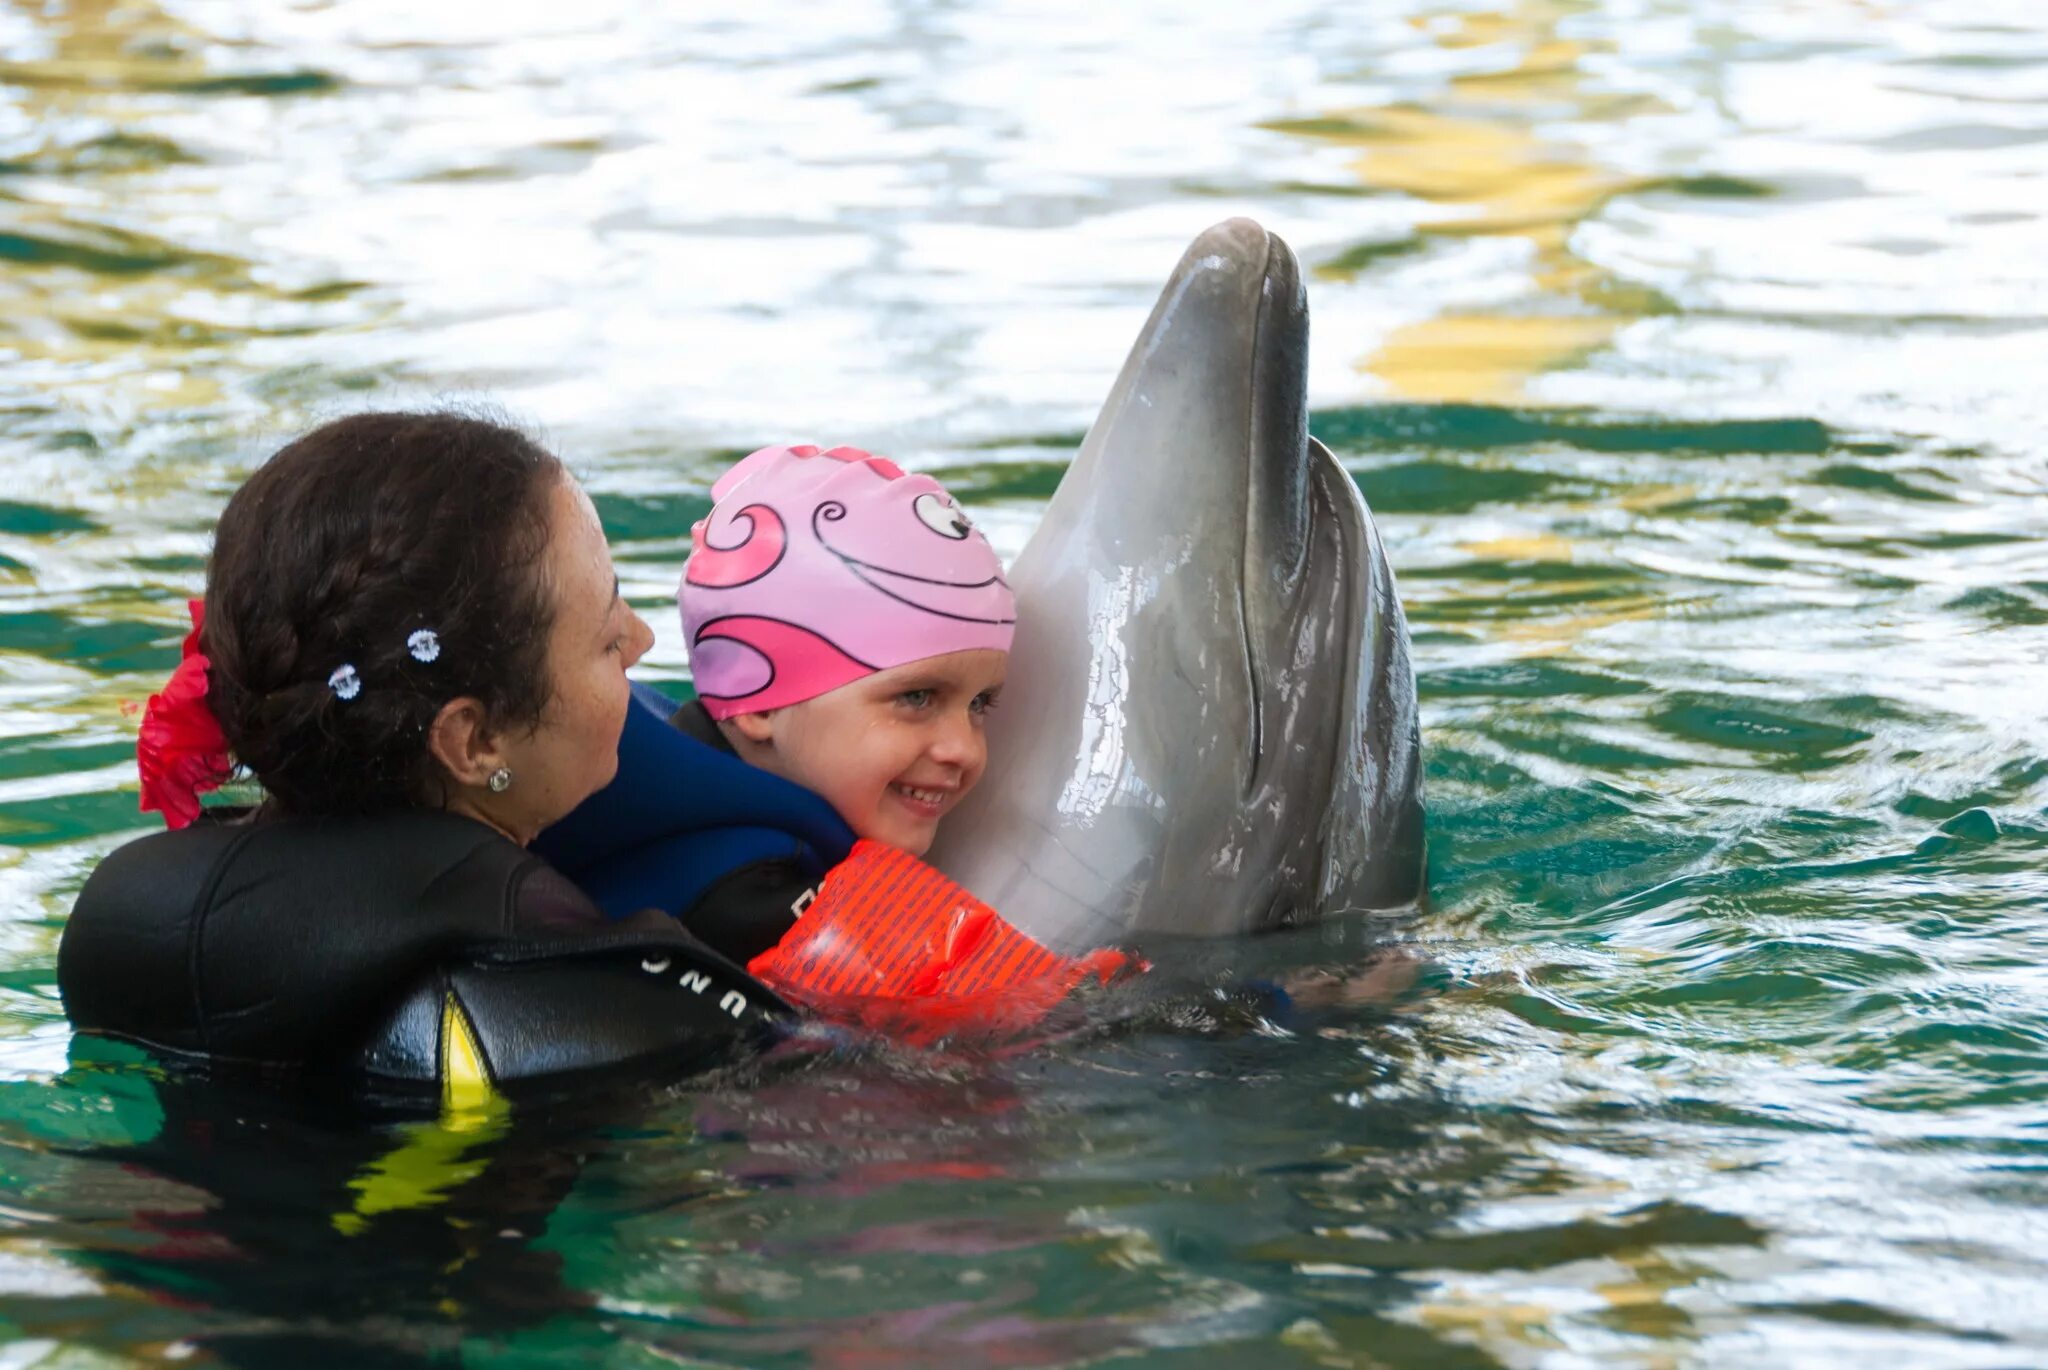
[407,629,441,663]
[327,664,361,701]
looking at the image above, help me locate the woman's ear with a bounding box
[427,696,508,788]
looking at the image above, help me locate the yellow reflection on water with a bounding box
[1450,532,1661,646]
[1460,532,1575,563]
[1493,596,1659,646]
[1276,0,1658,403]
[1372,314,1622,404]
[0,0,309,410]
[0,0,214,85]
[1414,1291,1563,1349]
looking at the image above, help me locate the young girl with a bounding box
[676,442,1014,860]
[539,444,1126,1026]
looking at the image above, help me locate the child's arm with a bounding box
[683,861,820,963]
[747,840,1140,1039]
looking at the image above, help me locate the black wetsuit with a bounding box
[57,808,790,1103]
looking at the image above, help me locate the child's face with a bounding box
[736,649,1007,856]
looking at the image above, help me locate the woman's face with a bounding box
[736,649,1006,856]
[493,477,654,837]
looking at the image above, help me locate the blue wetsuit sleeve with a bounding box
[534,684,856,922]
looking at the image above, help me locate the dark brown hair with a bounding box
[203,410,565,816]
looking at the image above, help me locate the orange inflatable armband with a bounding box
[747,840,1138,1041]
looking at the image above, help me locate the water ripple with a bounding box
[0,0,2043,1362]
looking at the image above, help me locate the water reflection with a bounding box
[562,961,1546,1369]
[9,1042,615,1366]
[1271,0,1660,404]
[0,0,2046,1361]
[2,978,1562,1369]
[0,0,365,421]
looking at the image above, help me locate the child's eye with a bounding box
[969,689,1000,715]
[897,688,934,709]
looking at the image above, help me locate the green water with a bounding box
[2,0,2046,1363]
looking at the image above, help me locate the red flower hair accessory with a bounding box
[137,599,231,829]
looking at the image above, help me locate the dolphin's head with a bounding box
[930,219,1424,951]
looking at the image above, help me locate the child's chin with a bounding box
[894,829,937,858]
[860,817,937,857]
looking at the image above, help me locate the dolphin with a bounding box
[928,218,1425,952]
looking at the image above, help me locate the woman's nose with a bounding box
[623,606,655,668]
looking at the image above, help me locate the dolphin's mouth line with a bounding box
[1238,231,1277,781]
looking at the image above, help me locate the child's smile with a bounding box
[725,649,1007,855]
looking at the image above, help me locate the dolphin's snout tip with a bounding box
[1190,217,1275,259]
[1177,219,1300,298]
[1164,219,1287,306]
[1209,216,1270,236]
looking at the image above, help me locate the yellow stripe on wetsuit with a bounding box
[333,991,510,1235]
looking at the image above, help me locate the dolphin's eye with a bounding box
[914,492,972,540]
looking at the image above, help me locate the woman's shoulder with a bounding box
[59,807,790,1097]
[59,810,597,1055]
[74,808,548,931]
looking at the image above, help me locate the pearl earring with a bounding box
[487,767,513,793]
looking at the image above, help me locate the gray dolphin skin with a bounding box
[928,217,1425,952]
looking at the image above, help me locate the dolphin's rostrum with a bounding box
[929,218,1425,951]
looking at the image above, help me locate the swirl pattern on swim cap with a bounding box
[679,445,1015,718]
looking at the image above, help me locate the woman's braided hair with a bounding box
[203,410,565,816]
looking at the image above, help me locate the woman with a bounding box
[57,411,792,1106]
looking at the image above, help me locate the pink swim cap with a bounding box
[679,445,1016,719]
